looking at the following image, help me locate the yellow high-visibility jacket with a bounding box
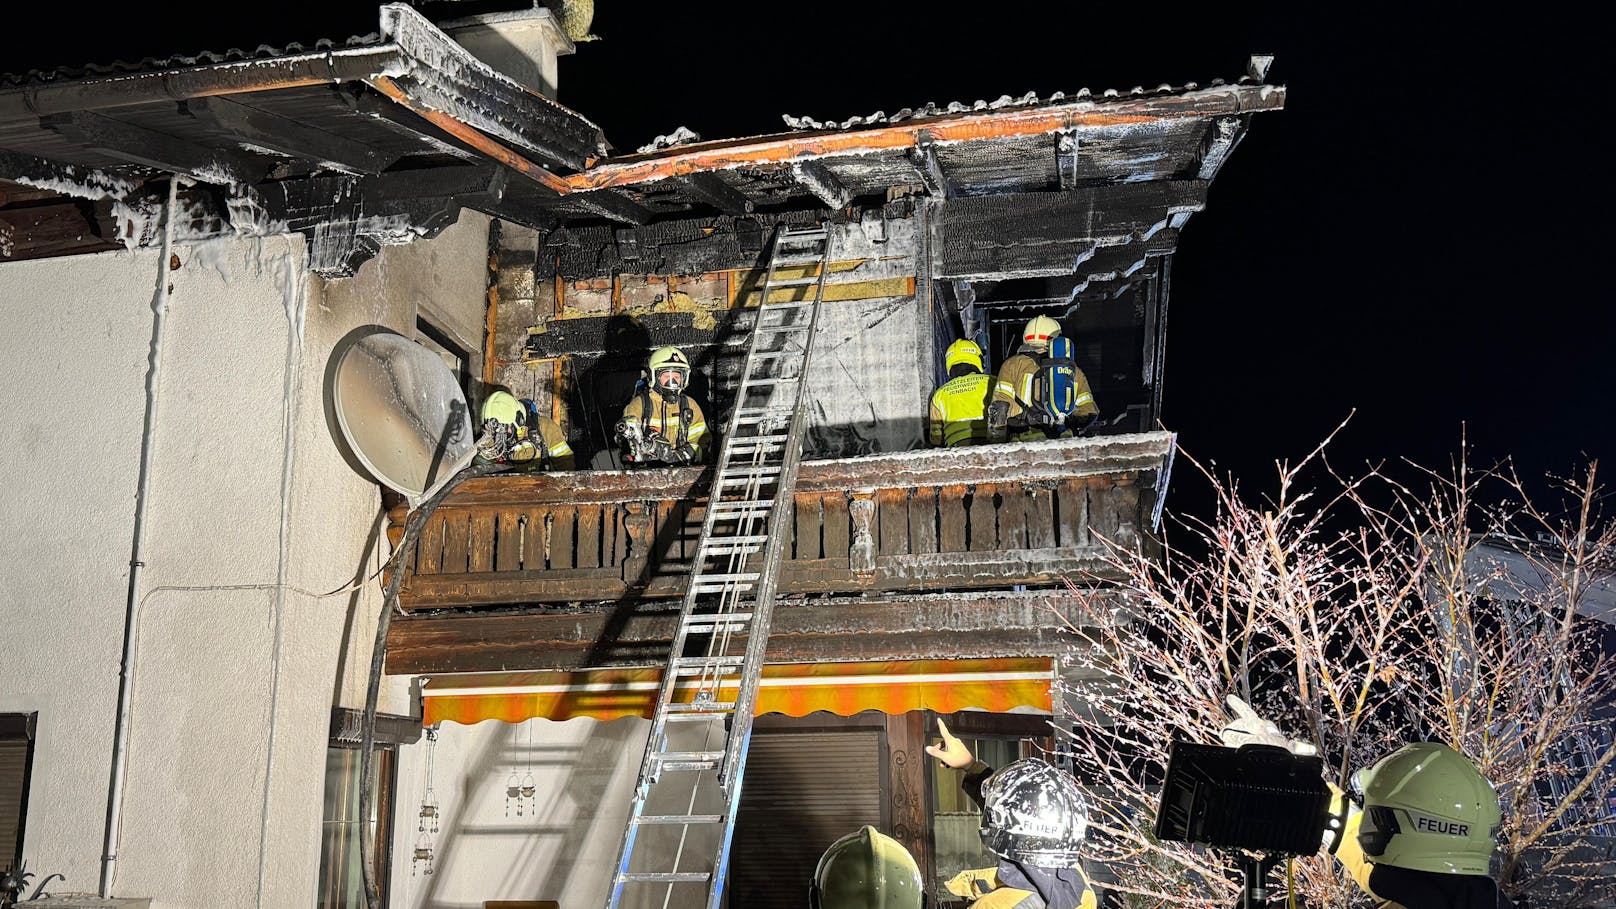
[992,353,1098,442]
[929,371,994,447]
[621,391,708,463]
[945,866,1096,909]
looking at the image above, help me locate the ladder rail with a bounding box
[607,224,831,909]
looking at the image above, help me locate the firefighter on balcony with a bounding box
[475,389,574,470]
[988,315,1099,442]
[925,719,1097,909]
[1220,697,1514,909]
[809,825,927,909]
[929,339,995,447]
[616,345,708,466]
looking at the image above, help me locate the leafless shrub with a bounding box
[1055,428,1616,908]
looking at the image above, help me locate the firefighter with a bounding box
[929,339,994,447]
[926,719,1097,909]
[809,825,927,909]
[475,389,574,469]
[616,345,707,465]
[988,316,1099,442]
[1332,743,1513,908]
[1220,697,1513,909]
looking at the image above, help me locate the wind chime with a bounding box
[506,718,537,817]
[412,725,440,877]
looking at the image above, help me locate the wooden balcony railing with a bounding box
[386,431,1173,610]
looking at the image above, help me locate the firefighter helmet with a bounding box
[480,390,527,429]
[1021,315,1062,352]
[980,758,1088,868]
[809,825,925,909]
[944,339,984,374]
[648,345,691,398]
[1353,742,1501,875]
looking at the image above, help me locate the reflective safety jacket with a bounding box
[929,371,994,447]
[992,351,1098,442]
[1329,788,1513,909]
[621,391,708,462]
[945,864,1096,909]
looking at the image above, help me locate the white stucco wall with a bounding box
[390,716,726,909]
[0,209,491,906]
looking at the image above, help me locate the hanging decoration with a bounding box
[520,718,537,816]
[412,725,440,877]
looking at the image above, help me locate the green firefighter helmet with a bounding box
[1354,742,1502,875]
[809,825,925,909]
[944,339,984,374]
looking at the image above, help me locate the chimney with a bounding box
[440,4,575,99]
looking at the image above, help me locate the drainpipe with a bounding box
[101,176,182,898]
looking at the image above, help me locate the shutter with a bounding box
[729,730,884,909]
[0,740,28,869]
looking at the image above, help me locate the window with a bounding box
[1,714,36,877]
[415,317,472,403]
[931,737,1022,890]
[318,709,412,909]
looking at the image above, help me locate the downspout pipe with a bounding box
[101,176,182,898]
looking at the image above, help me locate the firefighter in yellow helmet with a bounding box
[926,720,1097,909]
[1331,743,1513,908]
[929,339,994,447]
[809,825,927,909]
[617,345,708,466]
[989,316,1099,443]
[475,390,574,470]
[1219,697,1513,909]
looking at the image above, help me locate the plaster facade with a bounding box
[0,209,491,906]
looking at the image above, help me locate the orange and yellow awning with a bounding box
[421,658,1053,726]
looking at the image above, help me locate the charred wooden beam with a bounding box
[40,110,262,187]
[677,172,753,215]
[1195,116,1243,181]
[553,188,651,225]
[385,591,1091,673]
[0,149,135,202]
[181,96,397,175]
[939,182,1207,281]
[0,200,120,260]
[791,160,852,210]
[340,88,483,161]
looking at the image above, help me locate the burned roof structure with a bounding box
[0,4,1282,288]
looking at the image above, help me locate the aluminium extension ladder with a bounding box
[606,225,833,909]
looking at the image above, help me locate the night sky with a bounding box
[5,3,1613,512]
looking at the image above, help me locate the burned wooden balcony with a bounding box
[387,431,1172,611]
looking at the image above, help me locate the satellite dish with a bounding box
[331,330,475,500]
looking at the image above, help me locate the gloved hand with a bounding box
[1067,412,1100,436]
[476,420,513,461]
[986,401,1010,432]
[647,435,679,464]
[1220,694,1318,755]
[924,718,975,769]
[671,442,697,465]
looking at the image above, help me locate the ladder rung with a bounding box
[760,300,817,310]
[684,611,755,629]
[714,475,778,489]
[665,700,738,713]
[653,750,726,763]
[754,323,811,334]
[709,499,773,512]
[634,814,725,825]
[740,376,800,388]
[720,464,783,477]
[692,582,755,594]
[766,276,821,287]
[701,534,768,545]
[736,405,795,418]
[690,572,760,583]
[701,543,764,556]
[619,871,712,884]
[674,654,746,667]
